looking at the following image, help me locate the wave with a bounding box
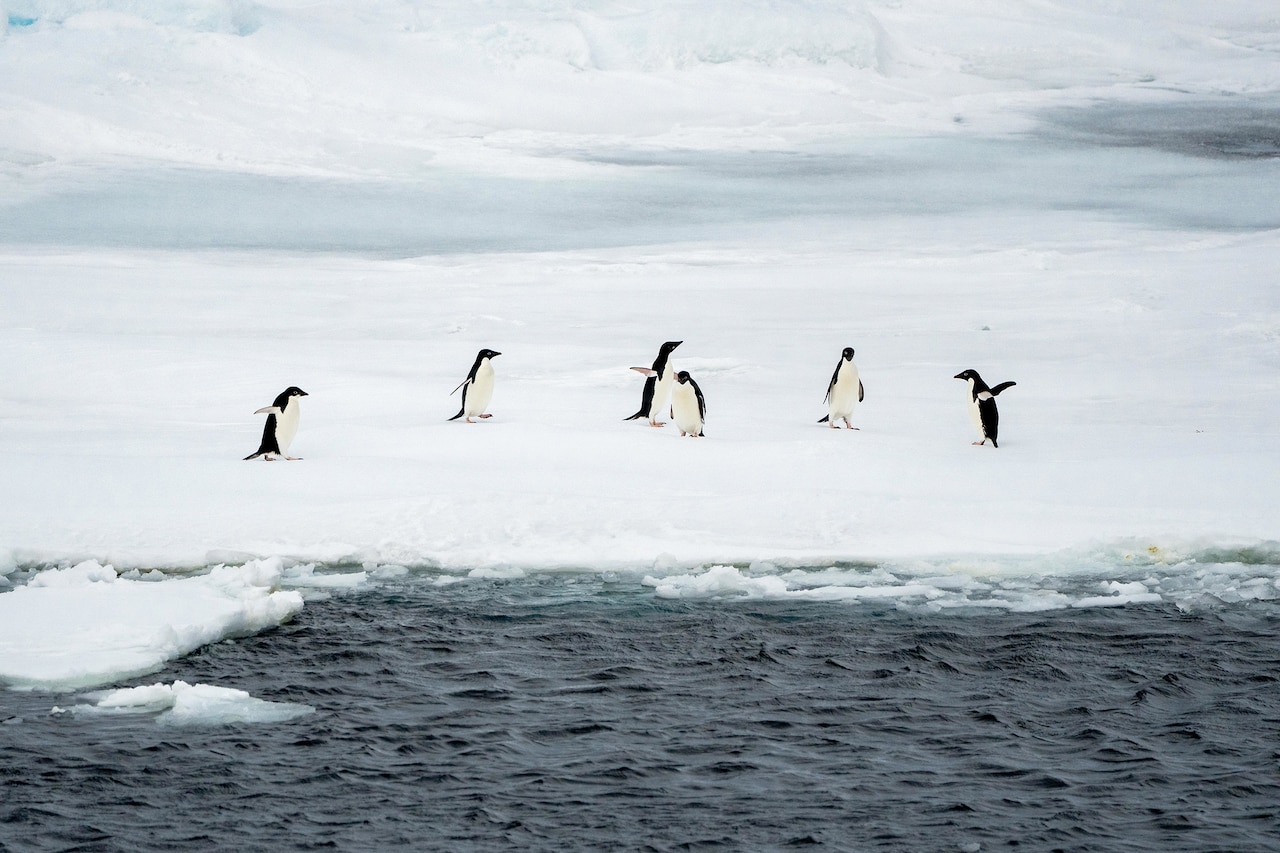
[644,542,1280,612]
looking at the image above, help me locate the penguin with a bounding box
[244,386,308,461]
[818,346,864,429]
[954,369,1016,447]
[449,349,501,423]
[670,370,706,437]
[625,340,682,427]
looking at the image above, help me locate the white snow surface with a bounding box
[1,1,1279,691]
[1,235,1275,572]
[2,0,1277,178]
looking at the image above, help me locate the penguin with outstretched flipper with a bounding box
[244,386,308,460]
[954,369,1016,447]
[626,340,682,427]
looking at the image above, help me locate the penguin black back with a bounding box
[246,413,281,459]
[954,369,1015,447]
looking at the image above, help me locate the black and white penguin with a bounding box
[670,370,706,437]
[818,346,864,429]
[244,386,308,460]
[954,369,1016,447]
[449,349,501,423]
[625,340,682,427]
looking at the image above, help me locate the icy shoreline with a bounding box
[3,543,1279,694]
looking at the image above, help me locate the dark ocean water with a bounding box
[2,575,1279,853]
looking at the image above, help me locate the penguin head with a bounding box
[953,369,979,383]
[284,386,309,397]
[478,349,501,360]
[842,346,855,360]
[661,340,683,353]
[675,370,692,384]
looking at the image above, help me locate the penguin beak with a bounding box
[953,373,964,380]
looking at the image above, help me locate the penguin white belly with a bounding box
[966,387,985,440]
[828,364,860,421]
[648,368,675,420]
[671,382,703,436]
[275,399,301,455]
[465,362,495,416]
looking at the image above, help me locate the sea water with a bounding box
[2,565,1278,852]
[3,100,1280,257]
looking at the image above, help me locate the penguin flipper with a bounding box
[254,406,282,415]
[824,360,841,403]
[858,380,865,403]
[691,379,706,422]
[449,380,472,420]
[989,381,1016,396]
[817,415,829,423]
[449,377,471,396]
[630,367,657,377]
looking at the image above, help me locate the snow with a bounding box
[1,232,1274,574]
[0,0,1278,693]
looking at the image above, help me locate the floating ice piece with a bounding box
[0,559,304,691]
[281,564,369,589]
[70,680,313,726]
[1073,580,1163,609]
